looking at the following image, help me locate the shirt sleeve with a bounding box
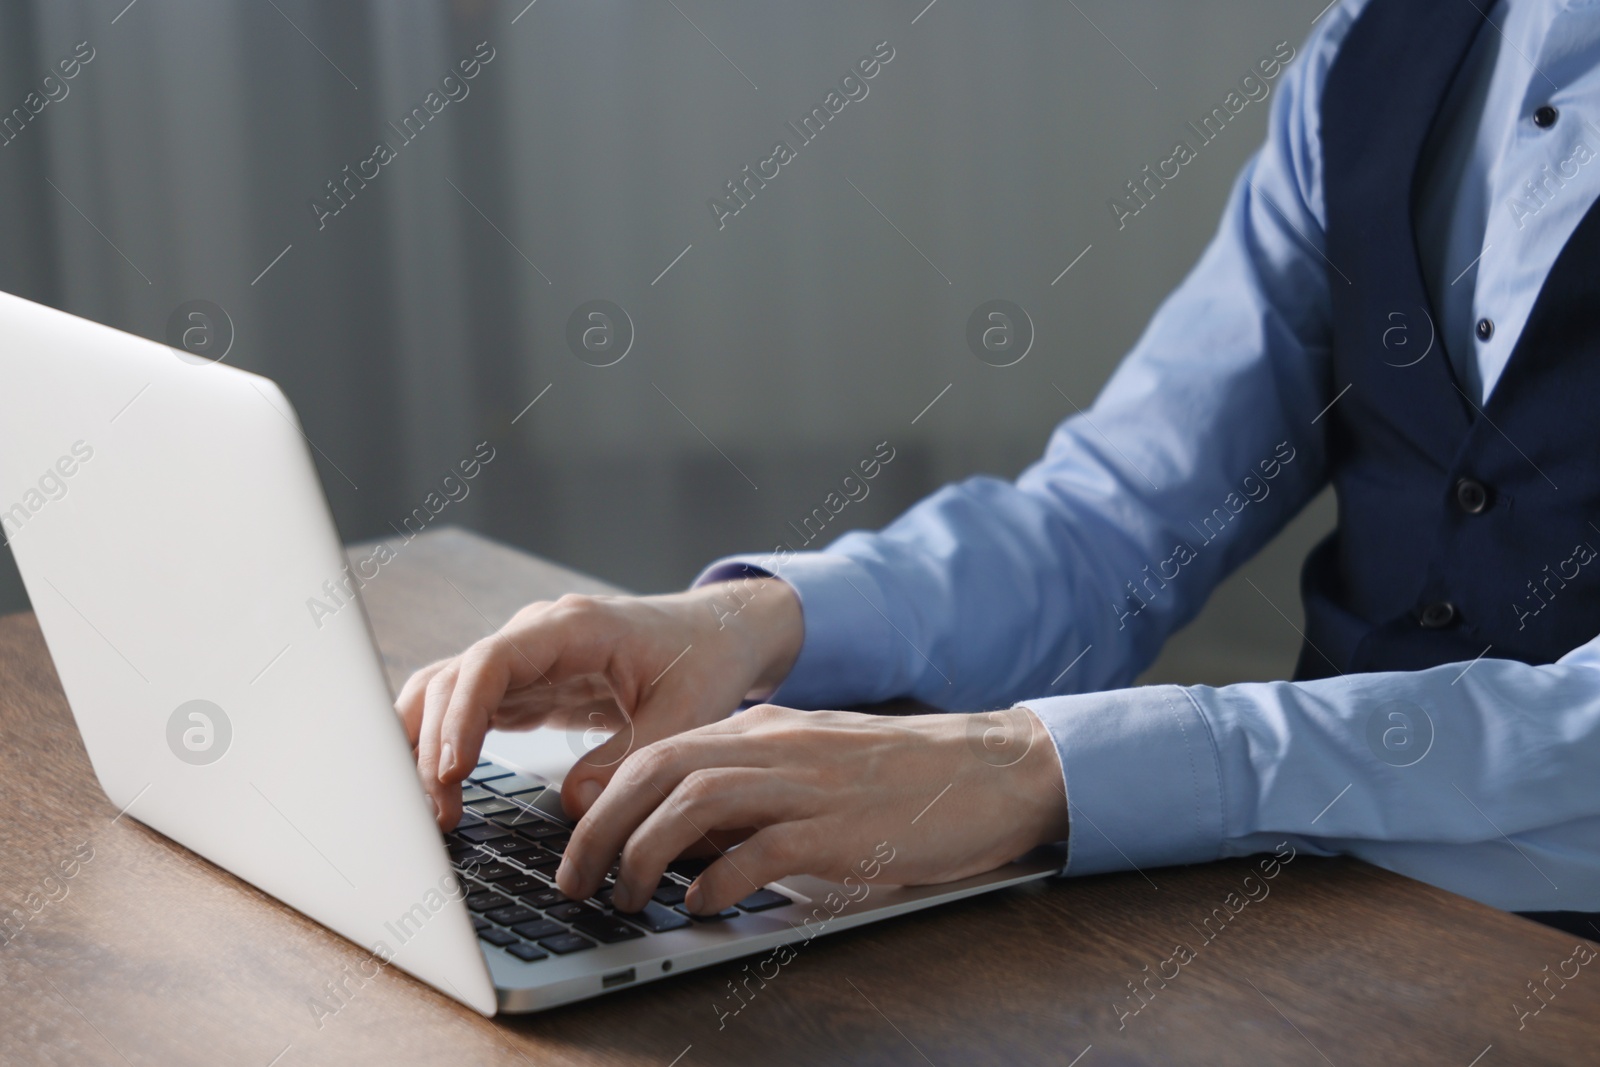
[1030,634,1600,912]
[695,8,1358,714]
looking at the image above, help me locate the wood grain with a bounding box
[1,526,1596,1066]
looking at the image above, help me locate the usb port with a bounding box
[602,968,636,989]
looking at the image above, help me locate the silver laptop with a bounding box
[0,289,1057,1013]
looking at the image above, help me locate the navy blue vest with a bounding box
[1296,0,1600,682]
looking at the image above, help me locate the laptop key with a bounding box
[537,933,596,955]
[515,822,567,842]
[471,766,515,783]
[478,927,517,947]
[458,824,514,844]
[465,891,505,912]
[544,901,592,922]
[471,915,492,932]
[522,856,561,876]
[489,809,542,830]
[622,902,691,934]
[652,883,688,907]
[472,863,519,882]
[506,942,549,963]
[736,889,791,912]
[467,798,521,817]
[497,875,545,895]
[492,838,543,859]
[572,914,645,944]
[485,904,541,926]
[486,774,545,797]
[521,887,566,909]
[511,919,567,941]
[456,859,504,882]
[460,785,494,804]
[680,907,739,922]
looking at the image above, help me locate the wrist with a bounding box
[698,577,803,700]
[1012,707,1072,848]
[740,578,804,697]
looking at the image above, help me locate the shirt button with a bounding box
[1454,477,1490,514]
[1476,317,1494,341]
[1419,602,1458,629]
[1534,104,1559,128]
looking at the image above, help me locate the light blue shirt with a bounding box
[698,0,1600,913]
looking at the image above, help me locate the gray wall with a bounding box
[0,0,1335,688]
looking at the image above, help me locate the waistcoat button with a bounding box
[1419,602,1458,629]
[1455,478,1489,514]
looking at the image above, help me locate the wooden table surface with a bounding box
[3,526,1597,1066]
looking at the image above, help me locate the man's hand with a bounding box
[395,579,802,828]
[554,704,1071,914]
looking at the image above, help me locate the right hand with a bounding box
[394,578,803,829]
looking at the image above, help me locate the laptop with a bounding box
[0,289,1059,1013]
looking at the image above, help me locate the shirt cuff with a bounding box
[692,552,899,710]
[1021,685,1226,876]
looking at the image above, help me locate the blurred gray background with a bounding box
[0,0,1336,688]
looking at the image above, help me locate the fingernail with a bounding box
[555,858,575,891]
[439,741,456,779]
[574,779,601,811]
[684,883,704,914]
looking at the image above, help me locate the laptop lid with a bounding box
[0,290,497,1015]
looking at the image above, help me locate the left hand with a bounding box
[554,704,1072,914]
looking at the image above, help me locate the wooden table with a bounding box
[2,526,1597,1066]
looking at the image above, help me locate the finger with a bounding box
[499,674,616,731]
[416,663,462,827]
[556,732,760,899]
[671,827,753,859]
[558,701,643,819]
[610,768,791,912]
[558,700,786,819]
[438,639,513,783]
[686,824,813,914]
[394,659,452,747]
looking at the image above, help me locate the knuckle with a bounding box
[513,599,553,621]
[643,736,684,772]
[617,835,657,877]
[674,769,716,808]
[614,744,662,789]
[554,592,597,618]
[555,592,621,630]
[760,831,800,869]
[425,666,457,701]
[458,641,500,678]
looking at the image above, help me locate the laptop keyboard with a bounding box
[450,760,790,964]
